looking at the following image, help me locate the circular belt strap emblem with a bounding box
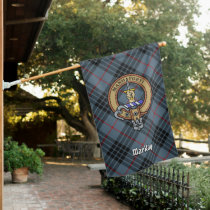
[108,74,152,131]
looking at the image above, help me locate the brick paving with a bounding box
[4,160,130,210]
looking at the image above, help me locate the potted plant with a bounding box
[4,137,45,183]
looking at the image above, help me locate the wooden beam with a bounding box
[178,148,210,156]
[5,17,47,25]
[175,138,208,144]
[161,155,210,164]
[0,0,3,208]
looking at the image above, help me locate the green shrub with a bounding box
[103,161,210,209]
[103,176,186,209]
[168,160,210,209]
[4,137,45,175]
[187,164,210,209]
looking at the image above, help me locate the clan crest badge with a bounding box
[108,74,152,131]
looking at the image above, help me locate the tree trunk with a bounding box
[4,93,100,142]
[81,111,99,142]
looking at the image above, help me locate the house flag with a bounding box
[80,43,178,177]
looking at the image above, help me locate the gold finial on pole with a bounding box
[158,41,167,47]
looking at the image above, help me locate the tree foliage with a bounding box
[17,0,209,139]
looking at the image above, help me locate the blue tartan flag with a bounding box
[80,43,178,177]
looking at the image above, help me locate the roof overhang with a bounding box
[4,0,52,63]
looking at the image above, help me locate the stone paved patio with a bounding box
[4,159,130,210]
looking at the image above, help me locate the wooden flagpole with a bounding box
[3,41,167,89]
[21,64,81,83]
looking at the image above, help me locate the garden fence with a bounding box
[118,165,190,209]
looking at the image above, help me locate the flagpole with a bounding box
[21,64,81,83]
[3,41,167,89]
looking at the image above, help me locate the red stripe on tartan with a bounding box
[81,66,126,94]
[142,47,159,76]
[105,163,122,176]
[89,55,116,97]
[94,95,173,175]
[124,141,176,175]
[123,50,162,77]
[100,119,118,146]
[151,141,175,160]
[123,94,166,173]
[151,109,170,125]
[151,150,165,160]
[124,156,137,175]
[81,66,111,86]
[94,114,143,146]
[142,95,166,145]
[134,84,138,90]
[163,142,175,160]
[94,115,165,174]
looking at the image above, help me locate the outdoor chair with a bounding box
[56,140,81,160]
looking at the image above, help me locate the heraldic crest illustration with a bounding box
[108,74,152,131]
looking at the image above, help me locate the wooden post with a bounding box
[179,133,183,148]
[187,172,190,210]
[0,0,3,208]
[208,135,210,152]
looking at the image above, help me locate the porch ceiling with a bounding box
[4,0,52,63]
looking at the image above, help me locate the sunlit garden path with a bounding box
[4,159,129,210]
